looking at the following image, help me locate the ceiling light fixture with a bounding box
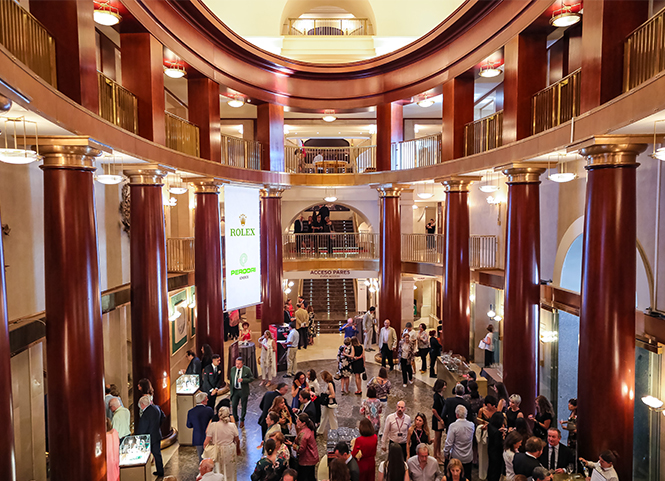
[479,170,499,192]
[548,154,578,183]
[164,59,186,79]
[642,395,664,410]
[0,117,42,164]
[168,173,188,195]
[227,96,245,108]
[651,120,665,160]
[550,1,582,28]
[322,110,336,122]
[324,188,337,203]
[479,62,502,78]
[95,156,125,185]
[417,182,434,199]
[412,204,418,210]
[487,305,496,318]
[417,95,435,108]
[94,1,122,26]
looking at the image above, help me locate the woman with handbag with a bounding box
[316,370,338,435]
[480,324,494,367]
[203,406,240,480]
[350,337,366,395]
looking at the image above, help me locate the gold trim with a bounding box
[190,178,225,194]
[124,165,173,185]
[496,162,549,184]
[579,144,647,168]
[26,136,108,171]
[437,176,482,192]
[262,185,288,198]
[374,183,409,198]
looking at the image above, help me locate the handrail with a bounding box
[464,110,503,156]
[284,145,376,173]
[98,72,138,134]
[392,133,442,170]
[222,135,261,170]
[283,233,379,260]
[166,237,195,272]
[470,235,498,269]
[532,68,581,134]
[0,0,56,86]
[624,7,665,91]
[402,233,444,264]
[165,111,200,157]
[286,18,371,36]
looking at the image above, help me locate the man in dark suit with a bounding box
[538,428,575,473]
[182,349,202,378]
[514,437,545,478]
[319,204,330,222]
[201,354,223,410]
[137,395,165,477]
[258,382,289,438]
[334,442,360,481]
[298,389,319,425]
[186,392,214,461]
[229,356,254,428]
[441,384,472,429]
[294,215,304,233]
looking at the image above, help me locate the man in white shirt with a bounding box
[198,458,224,480]
[362,306,376,351]
[444,405,475,480]
[382,400,411,459]
[407,443,442,481]
[313,151,324,163]
[109,397,131,439]
[378,319,397,371]
[580,450,619,481]
[284,322,300,377]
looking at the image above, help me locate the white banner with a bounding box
[224,185,261,311]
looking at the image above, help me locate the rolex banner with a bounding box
[224,185,261,311]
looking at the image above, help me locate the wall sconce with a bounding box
[487,304,496,318]
[641,395,665,416]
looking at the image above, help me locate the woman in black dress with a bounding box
[428,330,441,378]
[350,337,365,395]
[406,413,430,458]
[505,394,523,429]
[431,379,446,463]
[529,395,554,440]
[486,412,506,481]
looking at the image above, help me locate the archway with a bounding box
[280,0,377,35]
[284,201,374,233]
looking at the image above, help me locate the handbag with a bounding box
[328,397,339,408]
[478,339,487,350]
[362,372,367,381]
[202,443,218,462]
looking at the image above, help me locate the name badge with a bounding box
[397,432,403,437]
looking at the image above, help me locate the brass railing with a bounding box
[624,8,665,91]
[98,72,138,134]
[286,18,371,36]
[402,234,444,265]
[464,110,503,156]
[165,112,200,157]
[0,0,56,86]
[470,235,498,269]
[166,238,195,272]
[532,68,581,134]
[284,145,376,173]
[391,133,442,170]
[283,233,379,260]
[222,135,262,170]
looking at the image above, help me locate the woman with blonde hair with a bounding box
[443,458,468,481]
[259,330,277,386]
[204,406,240,480]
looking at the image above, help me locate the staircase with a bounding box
[301,278,357,333]
[331,219,353,233]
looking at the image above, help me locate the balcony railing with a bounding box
[0,0,56,86]
[283,233,379,260]
[470,235,498,269]
[165,112,200,157]
[222,135,262,170]
[166,238,195,272]
[624,8,665,91]
[284,145,376,173]
[464,111,503,156]
[532,68,581,134]
[392,134,442,170]
[286,18,371,36]
[402,234,444,265]
[98,72,138,134]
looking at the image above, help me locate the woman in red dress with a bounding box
[351,418,378,481]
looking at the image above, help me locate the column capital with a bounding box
[496,162,548,183]
[579,144,647,169]
[30,136,110,171]
[261,185,288,198]
[437,176,482,192]
[374,183,409,198]
[124,165,174,185]
[190,178,225,194]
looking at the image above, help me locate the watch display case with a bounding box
[119,434,151,467]
[176,374,200,394]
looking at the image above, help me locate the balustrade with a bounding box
[283,233,378,259]
[624,8,665,91]
[284,145,375,173]
[401,233,444,264]
[98,72,138,134]
[166,237,195,272]
[470,235,498,269]
[165,112,200,157]
[392,133,442,170]
[222,135,262,170]
[532,69,581,134]
[286,18,371,36]
[464,111,503,156]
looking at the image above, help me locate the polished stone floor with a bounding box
[162,358,457,481]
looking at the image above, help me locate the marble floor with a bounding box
[158,333,477,481]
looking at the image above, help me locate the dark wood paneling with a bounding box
[379,196,402,332]
[256,104,285,172]
[442,74,474,161]
[188,76,221,162]
[377,103,403,171]
[260,195,284,332]
[566,23,583,74]
[548,37,566,85]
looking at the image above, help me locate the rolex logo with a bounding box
[239,214,247,226]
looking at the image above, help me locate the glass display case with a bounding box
[176,374,200,394]
[119,434,151,467]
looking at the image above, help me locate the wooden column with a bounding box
[577,143,646,481]
[580,0,648,112]
[503,32,547,142]
[29,0,98,111]
[442,74,474,161]
[256,104,285,171]
[376,103,403,171]
[501,164,547,417]
[260,186,285,332]
[125,167,173,437]
[439,176,480,357]
[0,209,16,481]
[192,180,225,361]
[40,138,107,481]
[378,184,404,333]
[188,76,221,162]
[120,33,166,144]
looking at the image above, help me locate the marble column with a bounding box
[378,184,405,333]
[260,186,285,332]
[191,179,225,364]
[0,206,16,481]
[440,176,480,358]
[577,142,645,481]
[500,164,547,417]
[125,167,173,438]
[40,138,107,481]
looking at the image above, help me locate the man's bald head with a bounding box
[199,458,215,475]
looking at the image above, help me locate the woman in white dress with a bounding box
[259,330,277,386]
[204,406,240,480]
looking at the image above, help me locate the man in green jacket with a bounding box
[229,356,254,428]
